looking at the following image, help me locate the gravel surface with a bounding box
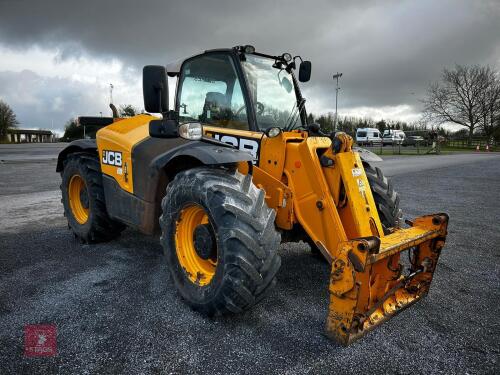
[0,151,499,374]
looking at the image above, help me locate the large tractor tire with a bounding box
[363,162,402,232]
[60,153,125,243]
[159,167,281,316]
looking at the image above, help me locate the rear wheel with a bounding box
[61,153,125,242]
[160,167,281,315]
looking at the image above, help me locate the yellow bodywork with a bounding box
[96,114,156,193]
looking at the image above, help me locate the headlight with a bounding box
[266,127,282,138]
[179,122,203,140]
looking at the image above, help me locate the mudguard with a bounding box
[161,140,255,166]
[132,139,255,202]
[56,139,97,172]
[353,146,383,162]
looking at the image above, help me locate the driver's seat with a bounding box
[201,92,230,123]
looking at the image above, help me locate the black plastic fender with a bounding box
[56,139,98,172]
[353,147,383,162]
[163,140,255,166]
[132,138,255,202]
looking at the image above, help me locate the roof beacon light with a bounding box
[244,45,255,54]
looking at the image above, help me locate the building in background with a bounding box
[6,129,55,143]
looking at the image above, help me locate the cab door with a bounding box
[176,52,262,160]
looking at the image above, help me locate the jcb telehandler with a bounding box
[57,45,449,345]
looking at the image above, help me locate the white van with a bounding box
[356,128,382,146]
[382,130,406,145]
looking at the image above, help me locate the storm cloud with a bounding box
[0,0,499,132]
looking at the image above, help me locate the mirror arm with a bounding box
[164,110,178,122]
[290,72,308,125]
[158,87,162,113]
[155,84,165,115]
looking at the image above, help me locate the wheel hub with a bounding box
[80,187,89,209]
[193,224,216,260]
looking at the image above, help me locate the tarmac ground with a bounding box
[0,143,499,374]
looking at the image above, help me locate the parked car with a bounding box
[356,128,382,146]
[382,130,406,145]
[403,135,425,146]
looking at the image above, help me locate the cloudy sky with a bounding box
[0,0,499,134]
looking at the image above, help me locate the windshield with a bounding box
[242,54,302,130]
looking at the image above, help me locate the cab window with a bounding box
[177,53,249,130]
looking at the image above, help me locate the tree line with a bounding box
[3,63,498,144]
[306,64,500,143]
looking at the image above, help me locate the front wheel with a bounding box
[159,167,281,315]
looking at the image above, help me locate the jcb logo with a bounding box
[206,132,260,160]
[102,150,122,167]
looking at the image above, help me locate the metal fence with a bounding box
[373,142,436,155]
[357,137,497,154]
[446,137,497,149]
[356,140,436,155]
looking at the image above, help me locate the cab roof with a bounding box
[166,48,233,77]
[165,46,286,77]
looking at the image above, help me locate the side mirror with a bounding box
[299,61,312,82]
[149,119,178,138]
[143,65,168,113]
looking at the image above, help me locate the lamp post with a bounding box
[109,83,114,105]
[332,72,343,132]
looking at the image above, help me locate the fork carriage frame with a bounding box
[325,213,448,345]
[248,131,449,345]
[318,134,448,345]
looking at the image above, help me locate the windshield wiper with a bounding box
[283,98,306,132]
[282,102,297,131]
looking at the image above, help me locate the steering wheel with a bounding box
[235,101,265,116]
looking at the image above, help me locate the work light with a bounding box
[244,45,255,54]
[179,122,203,140]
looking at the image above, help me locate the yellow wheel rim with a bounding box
[68,174,89,224]
[175,204,217,286]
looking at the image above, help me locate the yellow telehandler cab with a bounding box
[57,45,449,345]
